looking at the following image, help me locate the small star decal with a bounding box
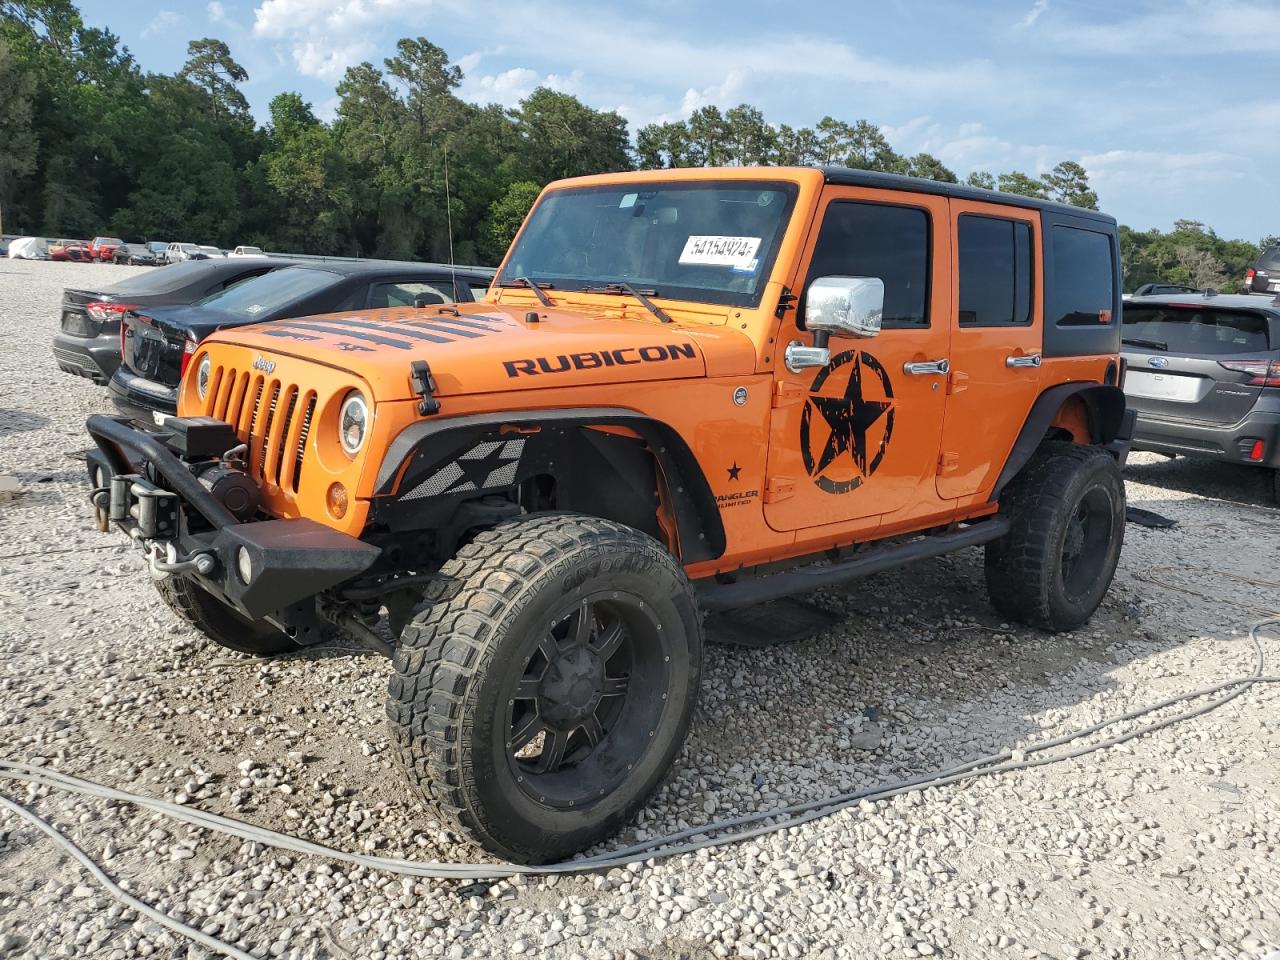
[727,462,742,481]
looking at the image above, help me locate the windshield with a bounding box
[196,267,339,318]
[499,181,799,309]
[1123,306,1271,354]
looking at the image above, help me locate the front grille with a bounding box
[203,365,316,494]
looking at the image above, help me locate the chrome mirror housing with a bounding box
[804,276,884,340]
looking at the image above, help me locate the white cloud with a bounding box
[1079,149,1242,192]
[207,1,227,23]
[457,67,584,107]
[289,38,376,80]
[142,9,179,38]
[1047,1,1280,54]
[1017,0,1049,28]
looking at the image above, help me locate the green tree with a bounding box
[1043,160,1098,210]
[686,106,731,166]
[814,116,853,164]
[482,180,540,261]
[0,36,38,228]
[997,170,1049,199]
[180,38,249,121]
[512,87,630,182]
[724,104,776,166]
[844,120,904,172]
[965,170,996,190]
[906,153,956,182]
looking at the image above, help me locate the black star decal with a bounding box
[808,353,892,476]
[727,462,742,481]
[453,444,516,490]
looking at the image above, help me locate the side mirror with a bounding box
[786,276,884,373]
[805,276,884,339]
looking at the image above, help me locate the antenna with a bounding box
[443,143,457,300]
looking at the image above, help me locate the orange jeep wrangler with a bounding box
[85,166,1132,863]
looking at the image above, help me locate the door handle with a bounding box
[1005,353,1042,368]
[903,358,950,376]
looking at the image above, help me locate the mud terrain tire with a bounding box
[985,441,1125,632]
[387,514,702,864]
[155,576,296,656]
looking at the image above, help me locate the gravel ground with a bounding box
[1,258,1279,960]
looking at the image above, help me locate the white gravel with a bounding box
[1,258,1279,959]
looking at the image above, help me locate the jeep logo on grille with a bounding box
[253,355,276,374]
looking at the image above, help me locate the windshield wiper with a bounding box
[1122,337,1168,351]
[496,276,554,307]
[580,282,673,324]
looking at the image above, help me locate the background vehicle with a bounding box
[109,260,493,421]
[163,242,200,264]
[1131,282,1200,297]
[1122,291,1280,501]
[54,258,299,384]
[50,240,93,262]
[1245,244,1280,295]
[230,245,266,257]
[6,236,48,259]
[148,241,169,260]
[197,245,225,259]
[112,243,157,266]
[90,237,125,262]
[85,166,1128,864]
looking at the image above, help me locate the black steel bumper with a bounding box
[1130,406,1280,469]
[85,414,381,622]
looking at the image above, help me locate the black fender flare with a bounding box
[373,407,726,563]
[990,383,1132,502]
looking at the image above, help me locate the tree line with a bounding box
[1,1,1269,291]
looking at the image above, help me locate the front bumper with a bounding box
[85,414,381,623]
[1130,405,1280,469]
[107,366,179,422]
[52,330,120,384]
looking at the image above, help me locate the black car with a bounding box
[53,258,300,384]
[109,260,494,423]
[1131,283,1201,297]
[1121,292,1280,501]
[111,243,158,266]
[1245,244,1280,295]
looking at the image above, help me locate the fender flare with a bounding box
[373,407,726,563]
[990,383,1132,502]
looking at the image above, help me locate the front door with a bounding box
[764,187,952,533]
[935,200,1043,500]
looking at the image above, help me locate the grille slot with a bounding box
[202,364,315,495]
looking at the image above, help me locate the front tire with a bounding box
[985,442,1125,632]
[387,514,703,864]
[154,576,296,656]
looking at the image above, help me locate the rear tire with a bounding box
[387,513,702,863]
[154,576,296,656]
[985,441,1125,632]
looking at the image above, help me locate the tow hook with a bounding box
[146,541,216,580]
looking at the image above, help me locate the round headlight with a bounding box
[196,355,212,400]
[339,391,368,456]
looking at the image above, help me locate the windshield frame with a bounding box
[498,179,801,310]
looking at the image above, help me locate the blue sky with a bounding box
[76,0,1279,240]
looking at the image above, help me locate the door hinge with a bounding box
[772,381,808,408]
[764,476,796,503]
[947,369,969,395]
[937,452,961,476]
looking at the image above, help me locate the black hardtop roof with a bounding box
[283,259,495,279]
[818,166,1116,226]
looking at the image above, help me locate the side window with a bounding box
[806,201,931,328]
[958,215,1033,326]
[1051,226,1114,326]
[369,281,455,309]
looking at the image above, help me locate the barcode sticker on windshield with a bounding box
[679,235,761,268]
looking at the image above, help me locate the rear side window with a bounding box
[958,215,1033,326]
[807,201,931,328]
[1258,246,1280,270]
[195,267,340,318]
[369,281,456,308]
[1051,226,1114,326]
[1123,307,1271,354]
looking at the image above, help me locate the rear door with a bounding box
[1122,304,1274,423]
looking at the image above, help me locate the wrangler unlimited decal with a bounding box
[503,343,697,378]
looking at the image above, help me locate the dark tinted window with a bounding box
[807,201,930,328]
[369,281,456,308]
[958,215,1033,326]
[1051,226,1114,326]
[1122,307,1271,354]
[195,267,340,318]
[1257,246,1280,270]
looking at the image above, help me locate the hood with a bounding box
[201,302,757,400]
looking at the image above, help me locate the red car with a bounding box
[91,236,125,262]
[49,240,94,263]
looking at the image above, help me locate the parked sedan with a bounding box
[1122,292,1280,502]
[111,243,157,266]
[1245,244,1280,295]
[53,258,299,384]
[109,260,494,422]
